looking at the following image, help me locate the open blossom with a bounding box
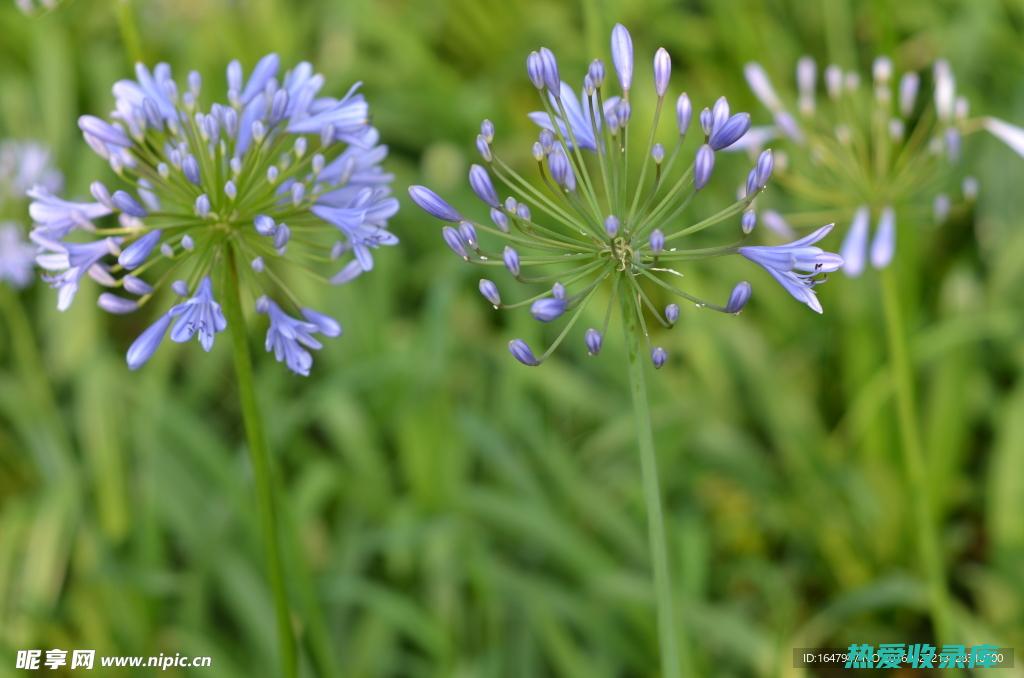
[740,56,1021,277]
[410,24,840,368]
[28,54,397,374]
[0,141,62,289]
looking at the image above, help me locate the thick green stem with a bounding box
[880,267,952,644]
[623,298,683,678]
[223,248,298,678]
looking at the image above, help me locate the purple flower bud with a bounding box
[531,297,567,322]
[538,47,560,91]
[289,181,304,205]
[588,59,605,88]
[79,115,131,147]
[195,194,211,217]
[694,144,715,190]
[651,143,665,164]
[503,246,520,276]
[508,339,540,366]
[797,57,817,112]
[605,215,620,237]
[98,293,139,315]
[516,203,531,221]
[745,169,759,198]
[252,257,265,273]
[181,234,195,251]
[774,111,803,142]
[182,155,201,184]
[479,279,501,307]
[755,149,774,187]
[945,127,961,163]
[873,56,893,85]
[840,206,871,277]
[481,119,495,142]
[653,48,671,97]
[442,226,468,258]
[616,99,632,126]
[676,93,692,136]
[409,185,462,222]
[552,282,566,299]
[126,313,172,371]
[725,281,752,313]
[933,194,951,221]
[651,347,667,369]
[527,51,544,89]
[711,97,730,131]
[254,214,276,235]
[899,72,919,117]
[90,181,114,208]
[709,113,751,150]
[578,328,601,358]
[963,176,979,201]
[458,221,478,249]
[491,208,509,232]
[539,129,555,151]
[301,308,342,338]
[610,24,634,92]
[469,164,500,207]
[699,107,713,136]
[476,134,492,162]
[649,228,665,254]
[532,142,545,161]
[825,64,843,99]
[870,207,895,269]
[118,230,163,270]
[112,190,147,217]
[665,303,680,325]
[548,147,575,191]
[123,275,153,295]
[741,210,757,234]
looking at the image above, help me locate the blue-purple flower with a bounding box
[738,225,843,314]
[28,55,397,375]
[410,24,839,368]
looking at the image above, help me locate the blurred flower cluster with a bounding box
[28,55,398,375]
[742,57,1024,276]
[0,141,61,288]
[411,24,841,368]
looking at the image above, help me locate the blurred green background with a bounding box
[1,0,1023,676]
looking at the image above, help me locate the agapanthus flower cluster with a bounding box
[410,24,841,368]
[0,141,61,288]
[742,57,1023,277]
[29,55,397,375]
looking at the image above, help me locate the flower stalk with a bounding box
[223,245,298,678]
[623,290,683,678]
[880,267,953,643]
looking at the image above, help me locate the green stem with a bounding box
[880,267,952,644]
[223,248,298,678]
[115,0,145,65]
[622,297,683,678]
